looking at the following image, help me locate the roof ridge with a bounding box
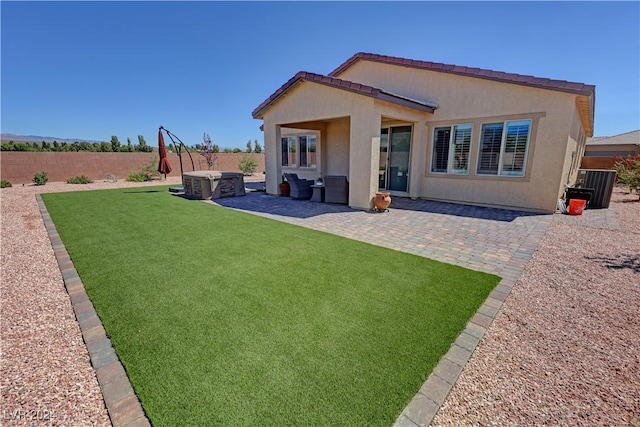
[252,70,436,119]
[329,52,595,97]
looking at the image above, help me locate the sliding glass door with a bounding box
[379,125,412,192]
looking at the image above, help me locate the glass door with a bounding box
[379,125,412,192]
[378,129,389,189]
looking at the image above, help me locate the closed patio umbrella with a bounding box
[158,128,172,177]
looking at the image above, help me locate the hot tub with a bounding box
[182,171,246,200]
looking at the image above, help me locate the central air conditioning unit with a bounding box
[576,169,617,209]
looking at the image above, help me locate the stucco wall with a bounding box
[0,152,265,184]
[585,144,639,154]
[257,60,589,212]
[338,61,584,212]
[323,119,350,176]
[261,82,378,206]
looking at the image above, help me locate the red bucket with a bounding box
[568,199,587,216]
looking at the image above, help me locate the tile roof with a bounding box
[586,130,640,146]
[252,71,438,119]
[329,52,596,98]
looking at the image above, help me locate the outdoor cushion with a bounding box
[324,175,349,204]
[284,173,313,199]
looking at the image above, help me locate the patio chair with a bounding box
[324,175,349,204]
[284,173,313,199]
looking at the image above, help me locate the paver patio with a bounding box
[212,191,553,280]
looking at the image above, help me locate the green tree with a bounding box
[238,154,258,175]
[246,140,253,153]
[253,139,262,153]
[212,144,220,153]
[100,142,111,152]
[111,136,121,152]
[136,135,152,152]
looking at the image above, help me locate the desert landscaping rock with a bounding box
[432,188,639,426]
[1,178,183,426]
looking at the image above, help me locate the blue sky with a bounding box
[2,1,639,148]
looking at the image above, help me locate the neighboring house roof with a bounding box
[586,130,640,146]
[252,71,438,119]
[329,52,596,136]
[330,52,596,98]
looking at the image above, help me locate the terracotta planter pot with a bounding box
[279,182,290,197]
[373,192,391,210]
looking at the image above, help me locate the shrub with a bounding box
[238,154,258,175]
[66,175,93,184]
[127,157,161,182]
[127,171,151,182]
[614,154,640,198]
[0,179,12,188]
[33,171,49,186]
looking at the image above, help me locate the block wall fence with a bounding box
[0,152,266,184]
[579,157,618,170]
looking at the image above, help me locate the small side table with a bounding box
[310,184,325,202]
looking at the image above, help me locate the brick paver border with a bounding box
[37,195,150,427]
[393,280,514,426]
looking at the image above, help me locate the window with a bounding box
[281,134,317,168]
[477,120,531,177]
[431,124,472,174]
[299,135,317,168]
[281,136,296,167]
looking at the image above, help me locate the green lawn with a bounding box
[42,187,500,426]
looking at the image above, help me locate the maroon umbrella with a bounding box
[157,128,172,177]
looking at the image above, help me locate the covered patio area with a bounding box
[253,72,437,210]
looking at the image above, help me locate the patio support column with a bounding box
[264,123,282,195]
[408,121,426,199]
[349,109,380,210]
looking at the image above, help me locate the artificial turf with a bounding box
[42,187,500,426]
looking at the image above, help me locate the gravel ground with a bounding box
[1,178,183,426]
[433,187,640,426]
[2,180,638,426]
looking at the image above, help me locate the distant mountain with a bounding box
[1,133,104,144]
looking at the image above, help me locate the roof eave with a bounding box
[330,52,596,98]
[378,92,436,113]
[252,71,437,119]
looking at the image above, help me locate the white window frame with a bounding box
[477,119,532,177]
[281,134,318,169]
[431,124,473,175]
[299,135,317,168]
[281,136,296,167]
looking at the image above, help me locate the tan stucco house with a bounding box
[252,52,595,212]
